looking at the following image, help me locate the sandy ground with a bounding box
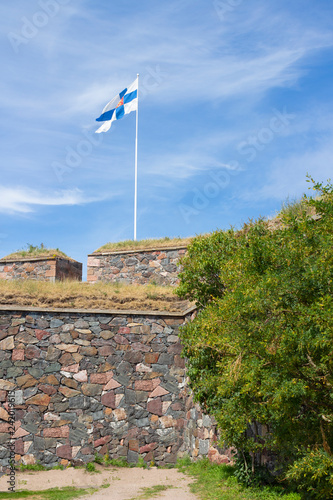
[0,465,199,499]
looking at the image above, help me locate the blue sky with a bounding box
[1,0,333,278]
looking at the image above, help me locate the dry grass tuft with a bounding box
[0,280,193,313]
[94,236,194,253]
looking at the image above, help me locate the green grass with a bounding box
[100,483,110,489]
[178,459,301,500]
[94,453,103,465]
[0,486,98,500]
[103,456,132,467]
[128,485,174,500]
[94,236,193,253]
[2,243,70,261]
[85,462,99,473]
[137,456,149,469]
[19,464,49,472]
[18,464,64,472]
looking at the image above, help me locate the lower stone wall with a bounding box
[185,396,236,465]
[87,247,187,285]
[0,258,82,282]
[0,307,225,469]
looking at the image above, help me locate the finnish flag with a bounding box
[95,77,138,133]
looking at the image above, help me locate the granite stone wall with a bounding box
[0,307,226,469]
[87,247,187,286]
[0,258,82,282]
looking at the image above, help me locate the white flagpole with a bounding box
[134,73,139,241]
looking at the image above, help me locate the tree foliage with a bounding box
[177,179,333,494]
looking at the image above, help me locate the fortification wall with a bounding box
[0,258,82,282]
[87,247,187,286]
[0,307,227,469]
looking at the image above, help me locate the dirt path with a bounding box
[0,466,199,500]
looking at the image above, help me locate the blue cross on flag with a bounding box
[95,77,138,133]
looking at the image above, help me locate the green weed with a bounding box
[103,456,131,467]
[94,453,103,465]
[0,486,98,500]
[128,485,174,500]
[19,463,48,472]
[85,462,98,473]
[181,459,301,500]
[137,456,148,469]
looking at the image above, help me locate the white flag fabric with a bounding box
[95,78,138,133]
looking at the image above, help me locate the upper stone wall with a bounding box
[0,258,82,282]
[87,247,187,286]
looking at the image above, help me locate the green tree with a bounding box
[177,179,333,495]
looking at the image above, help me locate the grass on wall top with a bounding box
[1,244,72,261]
[93,236,194,253]
[0,280,193,313]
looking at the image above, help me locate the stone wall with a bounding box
[87,247,187,286]
[0,258,82,282]
[0,306,225,469]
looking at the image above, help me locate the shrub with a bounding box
[177,177,333,498]
[286,448,333,499]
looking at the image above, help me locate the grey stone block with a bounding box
[202,415,212,427]
[69,428,88,443]
[59,412,77,422]
[125,389,136,405]
[24,387,38,399]
[91,410,104,421]
[23,423,38,434]
[43,452,57,464]
[136,391,148,403]
[69,396,90,409]
[60,333,73,343]
[50,319,64,328]
[127,450,138,463]
[199,439,210,455]
[23,412,41,424]
[1,361,12,369]
[44,438,57,448]
[0,446,10,459]
[0,435,9,445]
[90,402,103,413]
[6,367,23,378]
[151,364,168,375]
[137,418,149,427]
[34,436,45,451]
[29,367,44,378]
[162,380,179,393]
[53,402,69,412]
[45,363,61,373]
[158,354,173,365]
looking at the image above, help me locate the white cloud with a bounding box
[144,150,243,181]
[1,1,333,207]
[61,4,333,114]
[0,186,103,214]
[3,2,332,120]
